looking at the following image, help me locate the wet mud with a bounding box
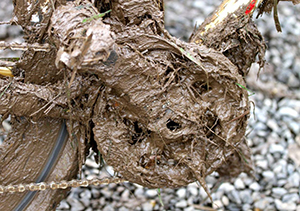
[0,118,79,210]
[0,0,267,209]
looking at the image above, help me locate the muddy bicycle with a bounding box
[1,0,298,210]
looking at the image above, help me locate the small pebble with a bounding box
[249,182,261,191]
[234,178,245,189]
[85,159,99,168]
[212,200,223,209]
[282,193,300,203]
[175,200,188,208]
[256,160,268,170]
[254,199,269,210]
[221,196,229,206]
[272,187,288,198]
[188,186,198,196]
[275,199,297,211]
[103,205,115,211]
[269,144,285,154]
[278,107,298,118]
[57,201,70,210]
[184,206,195,211]
[145,189,157,198]
[227,190,241,204]
[239,190,253,204]
[176,188,187,198]
[142,201,154,211]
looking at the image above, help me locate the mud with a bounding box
[190,6,266,76]
[0,0,267,209]
[0,118,79,210]
[48,0,253,194]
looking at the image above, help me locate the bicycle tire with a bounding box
[0,117,79,211]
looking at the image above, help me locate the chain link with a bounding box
[0,177,125,194]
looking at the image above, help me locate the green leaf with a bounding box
[157,188,164,207]
[236,83,255,96]
[82,9,112,23]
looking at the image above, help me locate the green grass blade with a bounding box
[236,83,255,96]
[157,188,164,207]
[82,10,112,23]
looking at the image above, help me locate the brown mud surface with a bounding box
[0,118,79,210]
[0,0,268,209]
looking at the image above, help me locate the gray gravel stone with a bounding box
[119,206,129,211]
[287,73,300,88]
[85,158,99,168]
[269,144,285,154]
[175,200,188,208]
[275,199,297,211]
[249,182,261,191]
[184,206,195,211]
[221,195,229,206]
[91,188,100,198]
[234,178,245,189]
[80,197,90,207]
[227,190,241,204]
[262,170,275,180]
[142,201,153,211]
[121,189,130,200]
[57,201,70,210]
[272,187,288,198]
[242,204,251,211]
[187,186,198,196]
[101,188,113,198]
[282,193,300,203]
[286,172,300,188]
[256,159,268,170]
[267,119,279,131]
[239,190,253,204]
[218,182,234,193]
[103,205,114,211]
[176,188,187,198]
[288,121,300,134]
[80,189,91,199]
[212,200,223,209]
[134,188,144,198]
[278,107,299,118]
[68,198,85,211]
[145,189,157,198]
[254,199,269,210]
[2,120,11,132]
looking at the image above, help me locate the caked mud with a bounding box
[0,0,276,209]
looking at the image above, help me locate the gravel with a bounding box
[1,0,300,210]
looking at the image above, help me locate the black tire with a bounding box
[0,117,79,211]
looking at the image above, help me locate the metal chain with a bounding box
[0,177,126,194]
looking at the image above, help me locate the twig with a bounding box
[273,0,282,32]
[0,41,52,52]
[228,110,250,123]
[29,94,61,117]
[193,204,217,211]
[0,21,11,25]
[0,81,12,99]
[0,60,16,67]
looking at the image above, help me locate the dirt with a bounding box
[0,0,266,209]
[0,118,79,210]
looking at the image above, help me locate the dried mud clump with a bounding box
[47,0,254,194]
[0,0,261,204]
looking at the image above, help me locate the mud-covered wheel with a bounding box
[0,117,79,211]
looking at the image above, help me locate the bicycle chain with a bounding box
[0,177,125,194]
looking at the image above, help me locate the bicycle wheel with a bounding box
[0,117,79,211]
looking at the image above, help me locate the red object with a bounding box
[245,0,257,15]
